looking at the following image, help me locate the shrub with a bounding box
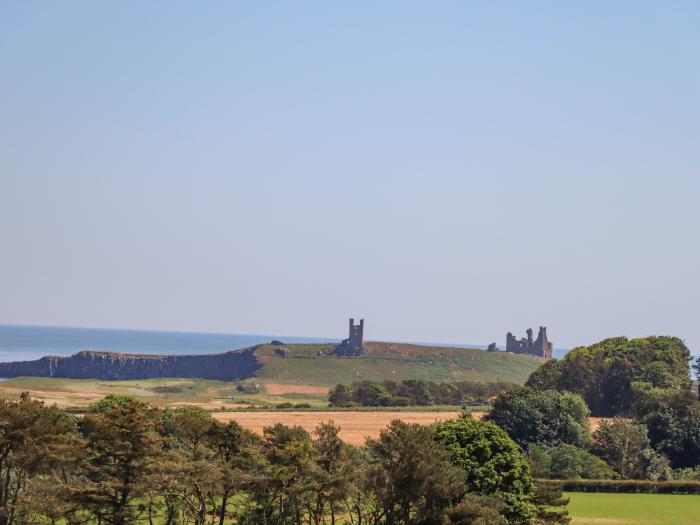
[548,444,615,480]
[538,479,700,494]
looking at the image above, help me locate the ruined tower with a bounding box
[506,326,553,359]
[333,318,365,356]
[348,318,364,353]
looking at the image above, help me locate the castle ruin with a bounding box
[506,326,553,359]
[333,318,364,356]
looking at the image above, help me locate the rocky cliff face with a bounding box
[0,347,262,381]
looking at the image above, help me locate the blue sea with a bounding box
[0,324,570,364]
[0,324,337,363]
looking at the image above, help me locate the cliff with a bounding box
[0,347,261,381]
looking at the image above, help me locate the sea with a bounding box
[0,324,570,364]
[0,324,337,363]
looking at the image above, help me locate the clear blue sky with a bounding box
[1,1,699,350]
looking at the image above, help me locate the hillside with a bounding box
[254,341,540,386]
[0,341,540,386]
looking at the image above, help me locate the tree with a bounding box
[526,336,692,416]
[525,360,561,391]
[532,482,570,525]
[547,445,614,480]
[591,419,669,480]
[440,494,507,525]
[240,424,319,525]
[362,419,465,525]
[86,394,138,413]
[164,406,215,459]
[208,420,260,525]
[641,390,700,469]
[328,385,353,407]
[433,415,535,524]
[80,397,163,525]
[0,394,83,525]
[486,388,591,450]
[309,421,348,525]
[527,445,551,479]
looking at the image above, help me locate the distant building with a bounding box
[333,318,364,356]
[506,327,553,359]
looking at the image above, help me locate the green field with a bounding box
[0,341,540,409]
[255,341,540,386]
[566,492,700,525]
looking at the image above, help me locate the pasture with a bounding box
[566,492,700,525]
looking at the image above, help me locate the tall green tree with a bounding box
[433,415,535,524]
[532,482,570,525]
[362,419,464,525]
[486,388,591,450]
[208,420,260,525]
[80,397,163,525]
[527,336,692,416]
[240,424,319,525]
[641,390,700,469]
[309,421,349,525]
[591,419,669,480]
[0,394,83,525]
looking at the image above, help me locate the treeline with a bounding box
[328,379,515,407]
[493,337,700,482]
[525,336,692,416]
[0,393,568,525]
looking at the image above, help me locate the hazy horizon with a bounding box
[2,2,699,351]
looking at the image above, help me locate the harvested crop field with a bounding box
[263,383,329,395]
[213,410,463,445]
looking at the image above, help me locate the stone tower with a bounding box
[348,318,364,353]
[333,318,365,356]
[506,326,553,359]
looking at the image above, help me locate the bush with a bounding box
[537,479,700,494]
[548,444,615,480]
[236,383,261,394]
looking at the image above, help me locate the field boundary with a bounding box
[539,479,700,495]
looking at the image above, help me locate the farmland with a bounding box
[0,340,541,409]
[566,492,700,525]
[213,410,463,445]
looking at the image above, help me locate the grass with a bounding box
[255,341,540,386]
[0,341,540,409]
[566,492,700,525]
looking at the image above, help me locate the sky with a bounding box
[1,2,699,351]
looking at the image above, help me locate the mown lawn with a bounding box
[566,492,700,525]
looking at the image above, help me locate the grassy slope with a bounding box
[254,341,540,386]
[0,341,540,409]
[566,493,700,525]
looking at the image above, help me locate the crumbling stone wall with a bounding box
[506,327,553,359]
